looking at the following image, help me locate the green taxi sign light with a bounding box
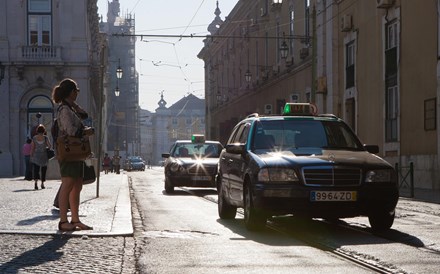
[191,134,205,143]
[283,103,317,116]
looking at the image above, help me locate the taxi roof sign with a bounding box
[283,103,317,116]
[191,134,205,143]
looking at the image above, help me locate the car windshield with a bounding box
[130,158,143,163]
[171,143,222,158]
[252,119,363,152]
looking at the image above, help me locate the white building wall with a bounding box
[0,0,100,177]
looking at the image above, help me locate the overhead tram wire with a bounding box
[112,33,312,41]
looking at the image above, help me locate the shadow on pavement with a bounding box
[0,236,68,273]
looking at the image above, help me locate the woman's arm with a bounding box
[45,136,52,149]
[30,140,35,157]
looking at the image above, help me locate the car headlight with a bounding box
[258,168,299,182]
[365,169,392,182]
[170,162,185,173]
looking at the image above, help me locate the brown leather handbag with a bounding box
[56,135,91,162]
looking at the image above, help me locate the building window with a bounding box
[346,41,355,88]
[385,20,399,142]
[424,98,437,131]
[290,93,299,103]
[276,99,286,114]
[261,0,269,16]
[306,91,311,102]
[385,86,398,142]
[289,8,295,53]
[28,0,52,46]
[28,0,51,12]
[305,0,310,45]
[385,20,398,77]
[172,118,177,125]
[265,31,269,68]
[276,21,281,61]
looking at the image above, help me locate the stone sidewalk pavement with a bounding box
[0,172,133,236]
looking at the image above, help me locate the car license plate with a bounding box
[310,191,357,202]
[193,176,211,181]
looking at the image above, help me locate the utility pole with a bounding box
[96,43,107,198]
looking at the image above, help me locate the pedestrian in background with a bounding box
[22,138,32,181]
[112,155,121,174]
[52,78,94,231]
[30,125,51,190]
[103,153,111,174]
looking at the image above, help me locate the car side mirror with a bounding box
[364,144,379,154]
[161,153,170,158]
[225,143,245,155]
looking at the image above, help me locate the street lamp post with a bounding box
[280,40,289,59]
[115,59,123,158]
[114,59,124,160]
[243,33,289,82]
[116,58,123,79]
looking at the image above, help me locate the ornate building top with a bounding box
[207,1,223,35]
[157,91,167,109]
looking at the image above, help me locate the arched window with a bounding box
[27,95,53,137]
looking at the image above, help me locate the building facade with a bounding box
[100,0,139,160]
[151,93,206,165]
[0,0,102,177]
[199,0,439,190]
[199,0,313,144]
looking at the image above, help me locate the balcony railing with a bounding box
[21,45,62,61]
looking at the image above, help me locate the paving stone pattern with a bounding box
[0,234,127,273]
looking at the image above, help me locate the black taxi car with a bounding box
[217,103,399,231]
[162,135,224,193]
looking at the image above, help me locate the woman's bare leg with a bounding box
[69,178,93,230]
[69,178,83,222]
[58,176,76,230]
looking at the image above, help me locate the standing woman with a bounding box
[52,78,94,231]
[30,125,51,190]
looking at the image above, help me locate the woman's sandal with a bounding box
[71,221,93,230]
[58,221,76,231]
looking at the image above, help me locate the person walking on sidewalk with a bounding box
[52,78,94,231]
[30,125,51,190]
[22,138,33,181]
[112,155,121,174]
[103,153,111,174]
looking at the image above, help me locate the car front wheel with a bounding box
[164,176,174,193]
[244,182,266,231]
[217,176,237,219]
[368,209,395,232]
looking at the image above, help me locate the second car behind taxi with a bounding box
[162,135,224,193]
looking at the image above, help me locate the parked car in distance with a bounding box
[217,103,399,232]
[161,134,224,193]
[125,156,145,171]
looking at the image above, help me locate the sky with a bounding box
[97,0,239,112]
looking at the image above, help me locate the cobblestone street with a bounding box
[0,234,136,273]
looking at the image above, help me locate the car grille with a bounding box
[302,166,361,186]
[187,166,217,175]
